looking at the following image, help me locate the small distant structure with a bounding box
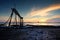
[0,8,23,27]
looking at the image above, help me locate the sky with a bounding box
[0,0,60,22]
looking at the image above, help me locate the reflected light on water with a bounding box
[24,22,60,26]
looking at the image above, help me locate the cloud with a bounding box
[0,16,16,22]
[24,18,38,22]
[0,16,9,22]
[26,4,60,17]
[48,15,60,20]
[24,17,49,22]
[52,15,60,18]
[1,4,60,22]
[47,18,60,22]
[24,14,60,22]
[24,4,60,22]
[47,15,60,22]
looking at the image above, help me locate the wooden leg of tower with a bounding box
[9,18,11,26]
[20,19,23,27]
[15,14,17,25]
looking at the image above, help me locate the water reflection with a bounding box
[24,22,60,26]
[0,22,60,26]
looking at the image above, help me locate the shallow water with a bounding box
[0,22,60,26]
[24,22,60,26]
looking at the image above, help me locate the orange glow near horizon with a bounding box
[39,18,48,22]
[24,17,48,23]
